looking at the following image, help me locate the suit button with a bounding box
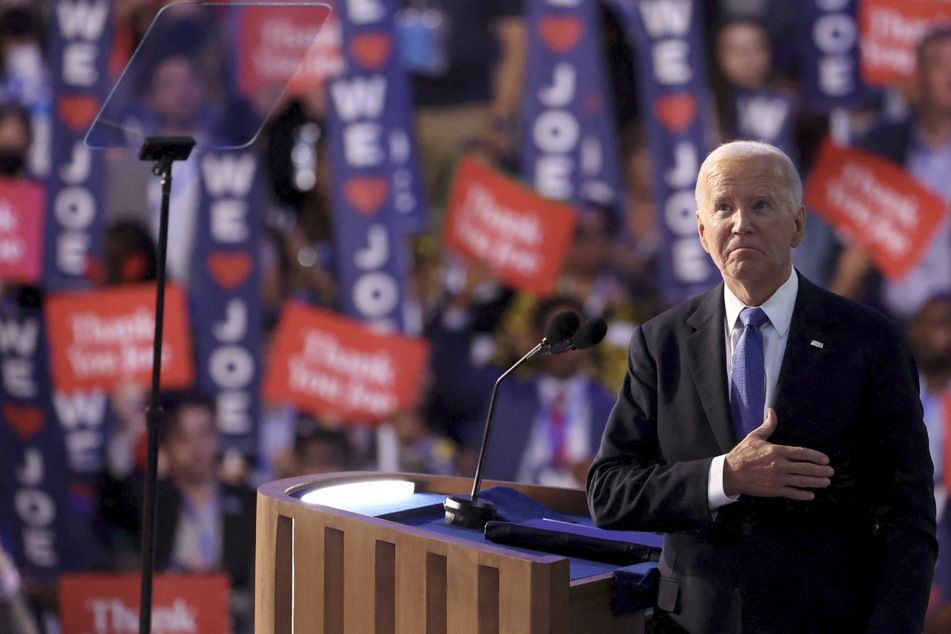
[740,521,753,537]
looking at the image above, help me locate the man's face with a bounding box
[696,155,804,300]
[910,298,951,376]
[566,208,610,274]
[147,56,205,129]
[163,404,218,484]
[716,22,771,89]
[918,36,951,116]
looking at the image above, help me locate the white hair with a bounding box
[695,140,802,210]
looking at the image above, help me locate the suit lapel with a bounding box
[685,283,737,454]
[775,273,837,408]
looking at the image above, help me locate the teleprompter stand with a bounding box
[136,135,195,634]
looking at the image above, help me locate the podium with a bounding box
[255,472,647,633]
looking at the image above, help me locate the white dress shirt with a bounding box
[708,269,799,510]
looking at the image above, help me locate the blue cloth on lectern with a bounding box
[612,562,660,616]
[478,485,574,523]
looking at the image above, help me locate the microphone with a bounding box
[536,310,580,356]
[569,317,608,351]
[444,311,606,529]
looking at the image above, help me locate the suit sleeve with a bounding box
[864,321,937,633]
[586,324,716,534]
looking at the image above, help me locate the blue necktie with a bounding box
[731,307,769,438]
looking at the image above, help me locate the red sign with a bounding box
[803,139,948,279]
[444,155,577,296]
[859,0,951,87]
[59,573,230,633]
[236,4,339,98]
[44,283,195,393]
[262,302,430,423]
[0,178,44,284]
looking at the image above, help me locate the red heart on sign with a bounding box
[207,251,253,290]
[344,176,389,215]
[654,93,698,134]
[538,15,585,54]
[58,94,101,133]
[4,404,45,441]
[350,32,393,71]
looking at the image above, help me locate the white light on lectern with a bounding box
[300,480,416,508]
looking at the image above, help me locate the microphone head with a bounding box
[572,318,608,350]
[544,310,580,343]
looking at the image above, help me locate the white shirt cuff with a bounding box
[708,454,740,511]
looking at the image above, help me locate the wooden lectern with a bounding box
[256,472,646,633]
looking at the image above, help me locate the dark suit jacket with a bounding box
[587,273,937,633]
[153,480,257,591]
[98,475,256,591]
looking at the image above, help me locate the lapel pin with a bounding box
[810,340,824,349]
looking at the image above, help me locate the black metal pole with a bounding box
[138,155,172,634]
[136,136,194,634]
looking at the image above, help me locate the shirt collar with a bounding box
[724,268,798,337]
[537,374,584,403]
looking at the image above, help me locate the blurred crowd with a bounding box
[2,0,951,632]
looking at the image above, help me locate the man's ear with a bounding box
[697,210,711,253]
[791,205,806,248]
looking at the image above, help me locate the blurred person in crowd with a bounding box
[909,294,951,631]
[392,410,457,476]
[272,414,355,478]
[614,128,662,313]
[0,100,32,179]
[398,0,526,209]
[0,4,50,178]
[0,5,47,107]
[106,51,211,286]
[559,202,633,321]
[254,401,298,486]
[711,17,775,128]
[156,391,256,632]
[141,53,212,139]
[263,96,338,311]
[421,257,513,448]
[95,220,157,484]
[709,17,840,290]
[99,391,256,633]
[712,0,800,81]
[557,201,641,392]
[0,545,40,634]
[292,422,354,477]
[475,295,613,488]
[829,28,951,321]
[102,218,158,287]
[110,0,165,70]
[106,0,245,278]
[377,402,458,477]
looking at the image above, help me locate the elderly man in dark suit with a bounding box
[587,140,937,633]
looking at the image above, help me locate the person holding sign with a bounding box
[829,27,951,322]
[587,141,936,632]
